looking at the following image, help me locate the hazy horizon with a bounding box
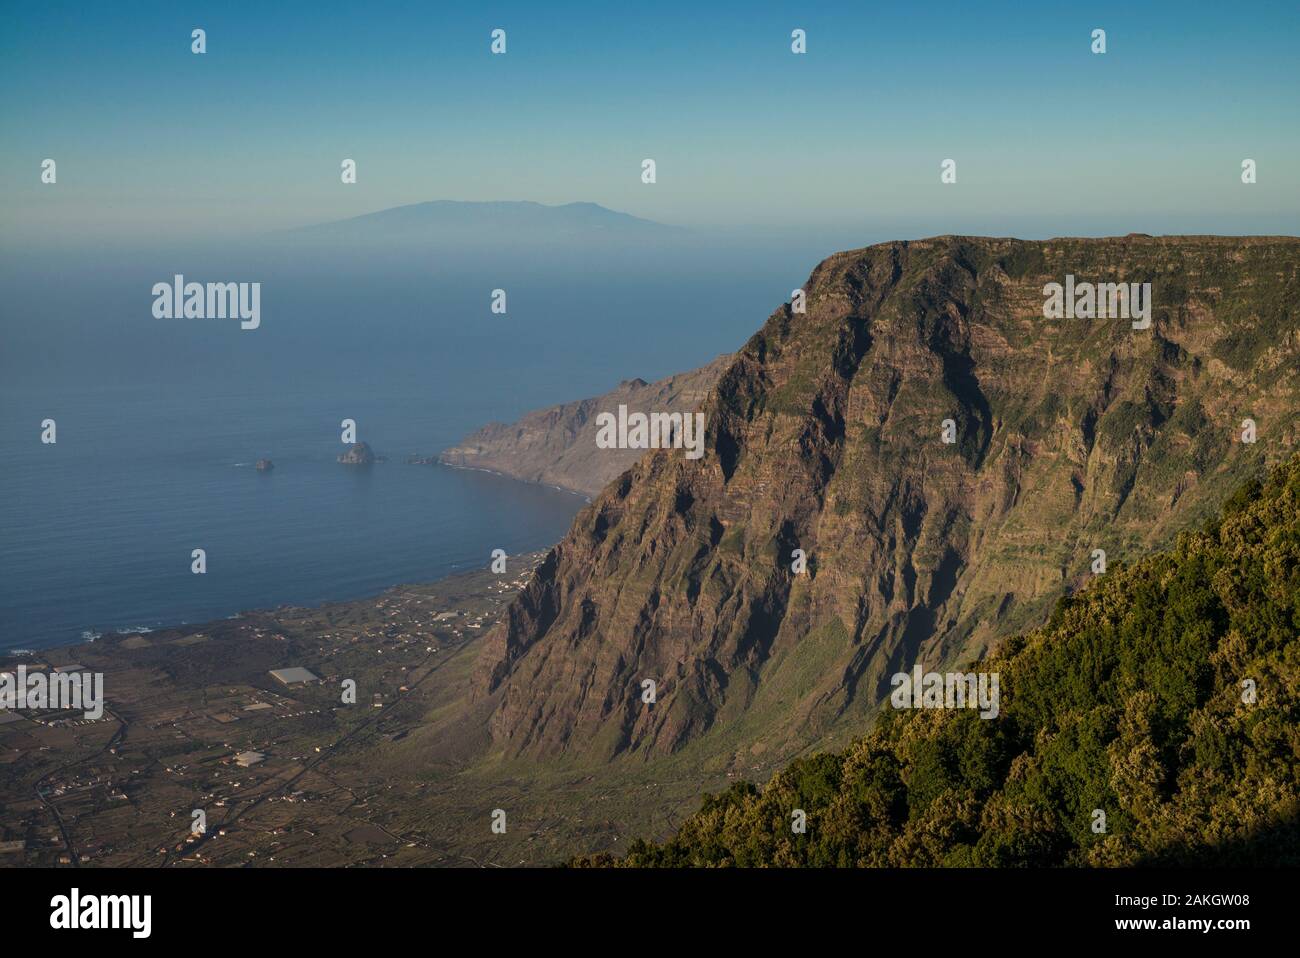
[3,1,1298,246]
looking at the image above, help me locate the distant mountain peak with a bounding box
[286,200,682,240]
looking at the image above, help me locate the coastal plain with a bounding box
[0,552,734,867]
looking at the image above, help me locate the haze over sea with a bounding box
[6,199,1290,652]
[0,205,818,651]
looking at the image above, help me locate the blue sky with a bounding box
[2,0,1297,240]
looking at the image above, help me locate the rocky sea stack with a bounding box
[338,441,377,465]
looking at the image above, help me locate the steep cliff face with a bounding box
[438,356,730,497]
[476,235,1300,765]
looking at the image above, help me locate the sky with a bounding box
[2,0,1298,241]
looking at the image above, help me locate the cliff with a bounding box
[476,235,1300,766]
[578,452,1300,866]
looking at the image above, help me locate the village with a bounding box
[0,554,544,867]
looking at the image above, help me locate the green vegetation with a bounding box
[576,454,1300,867]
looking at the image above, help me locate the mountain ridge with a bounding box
[474,234,1300,769]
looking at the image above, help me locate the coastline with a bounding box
[426,457,595,503]
[1,547,555,662]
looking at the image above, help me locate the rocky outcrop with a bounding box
[338,442,377,465]
[475,235,1300,766]
[436,356,731,497]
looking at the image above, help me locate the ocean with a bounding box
[0,232,810,652]
[0,378,587,651]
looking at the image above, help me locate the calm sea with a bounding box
[0,379,587,651]
[0,235,809,651]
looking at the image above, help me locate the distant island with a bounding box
[285,199,684,248]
